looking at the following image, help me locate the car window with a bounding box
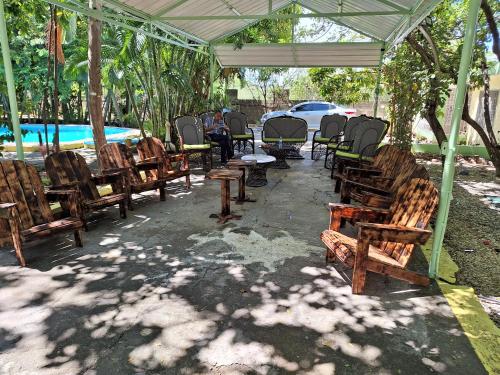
[311,103,330,111]
[294,104,309,112]
[329,104,337,110]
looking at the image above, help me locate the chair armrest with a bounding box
[46,189,79,201]
[136,160,162,171]
[91,172,122,185]
[313,130,320,138]
[328,203,389,231]
[359,192,393,209]
[48,181,79,190]
[103,167,130,175]
[247,127,255,137]
[359,142,380,159]
[343,179,391,196]
[356,223,432,245]
[0,203,17,219]
[345,167,382,179]
[330,140,353,152]
[328,134,342,143]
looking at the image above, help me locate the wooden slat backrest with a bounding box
[45,151,100,201]
[0,161,53,233]
[137,137,171,180]
[380,149,415,179]
[388,159,427,193]
[371,145,393,170]
[99,143,143,185]
[379,178,438,266]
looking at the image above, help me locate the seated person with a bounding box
[204,110,233,164]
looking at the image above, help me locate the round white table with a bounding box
[241,154,276,187]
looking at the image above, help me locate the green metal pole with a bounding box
[429,0,481,278]
[0,0,23,159]
[373,46,385,118]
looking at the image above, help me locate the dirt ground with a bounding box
[422,156,500,325]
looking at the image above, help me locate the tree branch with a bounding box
[482,0,500,62]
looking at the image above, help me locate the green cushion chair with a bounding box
[329,118,389,179]
[224,111,255,154]
[312,114,346,160]
[175,115,212,171]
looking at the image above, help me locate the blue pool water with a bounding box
[0,124,137,143]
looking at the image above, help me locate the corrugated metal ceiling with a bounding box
[106,0,442,45]
[214,43,384,68]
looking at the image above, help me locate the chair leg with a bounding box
[159,185,166,201]
[9,217,26,267]
[352,239,369,294]
[185,175,191,189]
[127,194,134,211]
[252,140,255,154]
[311,141,316,160]
[119,200,127,219]
[74,229,83,247]
[330,154,337,179]
[324,148,330,168]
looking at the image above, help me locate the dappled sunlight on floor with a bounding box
[0,160,487,374]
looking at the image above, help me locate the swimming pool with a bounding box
[0,124,140,144]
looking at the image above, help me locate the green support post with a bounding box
[429,0,481,278]
[373,46,385,118]
[0,0,24,159]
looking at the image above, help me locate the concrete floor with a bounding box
[0,153,486,374]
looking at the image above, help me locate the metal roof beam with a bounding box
[373,0,411,12]
[43,0,207,52]
[157,10,409,21]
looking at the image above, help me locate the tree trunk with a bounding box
[88,0,107,167]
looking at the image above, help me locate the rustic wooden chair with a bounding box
[328,119,388,178]
[0,160,84,266]
[321,178,439,294]
[175,115,212,171]
[45,151,127,229]
[311,114,346,160]
[137,137,190,188]
[323,114,370,169]
[99,143,166,210]
[224,111,255,154]
[341,158,429,208]
[333,145,414,193]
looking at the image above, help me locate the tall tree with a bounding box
[88,0,106,163]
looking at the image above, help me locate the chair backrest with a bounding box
[199,111,215,126]
[263,116,308,141]
[350,119,387,156]
[45,151,100,202]
[391,161,429,192]
[377,146,415,178]
[99,143,143,185]
[0,160,54,236]
[343,115,370,143]
[320,114,346,139]
[225,112,248,135]
[381,178,438,267]
[175,115,205,145]
[137,137,173,180]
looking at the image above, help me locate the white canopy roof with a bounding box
[108,0,441,46]
[214,42,384,68]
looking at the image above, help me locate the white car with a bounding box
[260,101,356,129]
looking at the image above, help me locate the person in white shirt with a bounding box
[204,110,233,164]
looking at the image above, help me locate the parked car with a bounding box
[260,101,356,128]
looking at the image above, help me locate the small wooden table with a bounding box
[227,159,257,204]
[206,169,243,224]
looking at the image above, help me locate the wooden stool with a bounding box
[206,169,243,224]
[227,159,257,204]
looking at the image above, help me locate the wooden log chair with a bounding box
[224,111,255,154]
[333,145,414,193]
[341,160,429,209]
[328,119,388,179]
[99,143,166,210]
[311,114,346,160]
[323,114,371,169]
[321,178,439,294]
[175,115,212,171]
[45,151,127,229]
[0,160,84,266]
[136,137,191,188]
[261,116,308,158]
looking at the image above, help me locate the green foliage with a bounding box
[309,68,376,105]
